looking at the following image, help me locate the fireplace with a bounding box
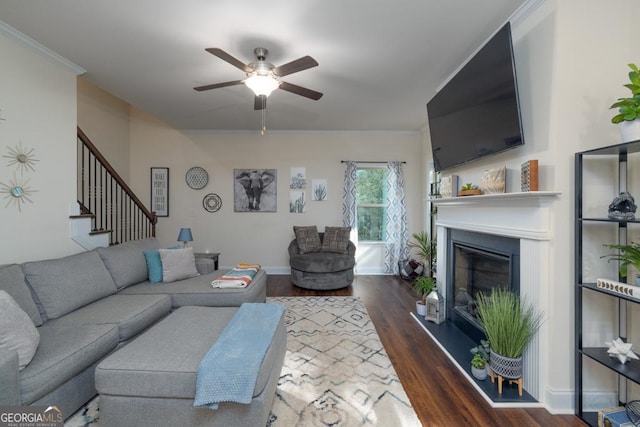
[447,229,520,344]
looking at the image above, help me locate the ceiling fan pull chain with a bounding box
[261,99,267,135]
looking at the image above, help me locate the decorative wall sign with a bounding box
[3,143,38,175]
[234,169,276,212]
[290,191,305,213]
[0,175,36,212]
[290,167,306,189]
[521,160,539,191]
[480,167,506,194]
[312,179,328,201]
[150,167,169,217]
[202,193,222,212]
[185,166,209,190]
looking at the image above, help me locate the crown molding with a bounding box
[0,20,85,75]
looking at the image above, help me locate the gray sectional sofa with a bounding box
[0,238,271,422]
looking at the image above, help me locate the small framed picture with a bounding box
[440,175,458,198]
[521,160,539,192]
[150,167,169,217]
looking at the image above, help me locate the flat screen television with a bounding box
[427,22,524,172]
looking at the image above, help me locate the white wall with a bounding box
[128,108,424,272]
[0,29,82,263]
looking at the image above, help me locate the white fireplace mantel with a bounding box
[429,190,560,406]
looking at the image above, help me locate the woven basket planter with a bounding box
[490,351,523,380]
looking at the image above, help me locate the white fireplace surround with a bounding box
[431,191,560,406]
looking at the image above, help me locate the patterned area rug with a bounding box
[66,296,420,426]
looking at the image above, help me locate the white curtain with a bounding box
[342,161,358,247]
[384,162,409,274]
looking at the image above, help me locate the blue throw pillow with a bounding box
[144,246,180,283]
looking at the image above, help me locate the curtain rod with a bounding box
[340,160,406,164]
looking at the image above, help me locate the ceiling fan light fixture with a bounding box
[245,74,280,97]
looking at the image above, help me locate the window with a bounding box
[356,168,387,241]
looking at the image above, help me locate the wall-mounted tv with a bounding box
[427,22,524,172]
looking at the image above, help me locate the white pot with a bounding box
[620,119,640,143]
[416,301,427,316]
[471,365,487,381]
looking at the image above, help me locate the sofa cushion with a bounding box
[159,248,199,283]
[0,264,42,326]
[293,225,321,254]
[0,291,40,370]
[143,245,180,283]
[23,251,117,320]
[48,294,171,343]
[19,323,118,404]
[321,226,351,254]
[290,252,356,273]
[97,238,161,290]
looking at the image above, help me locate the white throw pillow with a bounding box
[159,247,199,283]
[0,290,40,370]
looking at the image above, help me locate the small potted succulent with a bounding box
[458,183,481,196]
[610,63,640,142]
[412,275,436,316]
[471,353,488,380]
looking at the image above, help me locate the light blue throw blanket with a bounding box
[193,303,286,410]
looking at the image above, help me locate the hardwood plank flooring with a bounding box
[267,274,586,427]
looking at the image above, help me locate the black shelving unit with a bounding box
[575,139,640,425]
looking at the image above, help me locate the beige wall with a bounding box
[0,30,80,263]
[128,108,424,272]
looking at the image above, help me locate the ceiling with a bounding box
[0,0,526,132]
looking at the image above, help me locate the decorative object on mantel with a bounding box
[610,63,640,142]
[185,166,209,190]
[520,160,539,191]
[439,174,458,198]
[3,143,39,175]
[601,242,640,285]
[202,193,222,212]
[608,192,637,220]
[480,167,506,194]
[458,183,481,196]
[425,287,445,324]
[605,337,639,364]
[596,278,640,300]
[0,175,36,212]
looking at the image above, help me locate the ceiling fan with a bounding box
[194,47,323,110]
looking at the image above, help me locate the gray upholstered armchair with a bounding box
[288,227,356,290]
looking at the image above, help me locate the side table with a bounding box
[194,252,220,270]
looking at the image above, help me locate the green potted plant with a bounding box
[412,275,436,317]
[408,231,435,275]
[610,63,640,142]
[471,353,488,381]
[476,289,544,386]
[459,183,481,196]
[602,242,640,285]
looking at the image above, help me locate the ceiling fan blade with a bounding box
[254,95,267,110]
[193,80,243,92]
[279,81,323,100]
[205,48,252,73]
[272,56,318,77]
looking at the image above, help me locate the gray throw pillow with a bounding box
[321,226,351,254]
[294,226,322,254]
[0,290,40,370]
[159,247,199,283]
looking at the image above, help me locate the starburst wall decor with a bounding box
[0,175,36,212]
[3,143,39,174]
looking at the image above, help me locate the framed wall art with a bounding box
[150,167,169,217]
[521,160,539,191]
[234,169,277,212]
[439,175,458,198]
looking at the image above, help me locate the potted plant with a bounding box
[412,275,436,316]
[471,353,488,381]
[458,183,481,196]
[408,231,435,275]
[475,289,544,384]
[602,242,640,285]
[610,63,640,142]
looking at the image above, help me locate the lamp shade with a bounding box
[177,228,193,245]
[245,74,280,97]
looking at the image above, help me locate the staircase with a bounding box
[70,127,156,249]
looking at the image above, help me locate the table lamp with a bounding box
[177,228,193,248]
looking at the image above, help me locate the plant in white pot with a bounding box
[610,63,640,142]
[602,242,640,285]
[476,289,544,395]
[471,354,488,381]
[412,275,436,317]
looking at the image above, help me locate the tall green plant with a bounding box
[408,231,435,267]
[476,289,544,358]
[602,242,640,278]
[412,275,436,305]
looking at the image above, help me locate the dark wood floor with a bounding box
[267,274,586,427]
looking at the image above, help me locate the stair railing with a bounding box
[77,127,156,245]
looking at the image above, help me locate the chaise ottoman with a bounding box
[95,305,286,427]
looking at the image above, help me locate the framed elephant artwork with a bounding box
[233,169,277,212]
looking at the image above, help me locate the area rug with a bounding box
[65,296,420,426]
